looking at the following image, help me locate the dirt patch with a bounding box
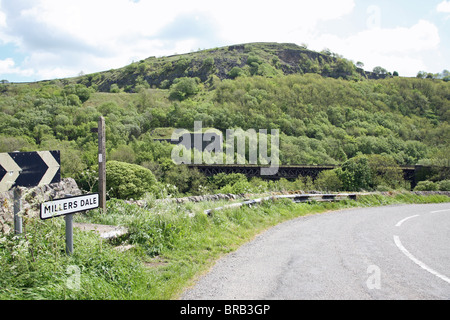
[74,222,128,239]
[143,256,169,268]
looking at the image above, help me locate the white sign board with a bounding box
[40,194,99,220]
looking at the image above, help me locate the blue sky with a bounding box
[0,0,449,82]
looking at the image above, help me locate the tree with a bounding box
[366,154,404,189]
[337,155,372,191]
[373,66,388,75]
[110,83,120,93]
[227,67,244,79]
[314,169,343,192]
[164,165,207,195]
[416,71,427,79]
[169,77,200,101]
[110,144,136,163]
[202,57,215,72]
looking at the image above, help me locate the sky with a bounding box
[0,0,449,83]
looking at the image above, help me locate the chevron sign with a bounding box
[0,151,61,192]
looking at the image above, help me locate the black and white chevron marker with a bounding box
[0,151,61,192]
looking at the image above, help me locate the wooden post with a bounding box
[98,116,106,213]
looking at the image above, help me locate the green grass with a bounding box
[0,192,449,300]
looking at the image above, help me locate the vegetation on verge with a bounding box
[0,42,449,300]
[1,192,449,300]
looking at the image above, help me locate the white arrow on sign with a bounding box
[0,153,21,192]
[37,151,60,186]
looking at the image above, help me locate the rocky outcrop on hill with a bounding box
[80,42,389,93]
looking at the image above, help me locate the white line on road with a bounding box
[395,215,419,227]
[393,235,450,285]
[430,209,450,214]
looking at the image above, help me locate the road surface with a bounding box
[182,203,450,300]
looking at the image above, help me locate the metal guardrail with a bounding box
[204,193,357,215]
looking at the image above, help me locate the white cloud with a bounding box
[437,1,450,13]
[0,58,14,72]
[0,8,5,28]
[307,20,440,76]
[1,0,445,80]
[206,0,356,44]
[0,0,359,80]
[0,57,33,77]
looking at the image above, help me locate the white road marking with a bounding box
[430,209,450,214]
[395,215,419,227]
[393,235,450,285]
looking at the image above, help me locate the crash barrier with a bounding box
[204,193,357,215]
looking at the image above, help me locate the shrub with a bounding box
[163,165,207,195]
[367,154,405,189]
[110,83,120,93]
[315,169,343,192]
[438,180,450,191]
[337,155,372,191]
[209,173,248,190]
[219,179,253,194]
[227,67,244,79]
[169,77,200,101]
[414,180,439,191]
[249,177,269,193]
[106,160,158,200]
[110,145,136,164]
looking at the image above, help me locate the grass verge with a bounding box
[0,192,449,300]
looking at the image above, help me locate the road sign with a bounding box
[40,193,99,220]
[0,150,61,192]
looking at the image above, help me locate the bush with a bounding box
[169,77,200,101]
[438,180,450,191]
[337,156,372,191]
[367,154,404,189]
[106,160,158,199]
[414,180,439,191]
[110,83,120,93]
[110,145,136,164]
[209,173,247,190]
[219,179,253,194]
[227,67,245,79]
[376,185,392,192]
[315,169,343,192]
[163,165,207,195]
[249,177,269,193]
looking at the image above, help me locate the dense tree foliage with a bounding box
[1,44,449,198]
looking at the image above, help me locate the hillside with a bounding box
[69,42,386,93]
[1,42,449,196]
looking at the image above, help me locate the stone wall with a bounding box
[0,178,82,234]
[126,190,450,208]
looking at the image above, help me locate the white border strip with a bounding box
[393,235,450,285]
[430,209,450,214]
[395,215,420,227]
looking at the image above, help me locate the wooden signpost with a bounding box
[91,116,106,213]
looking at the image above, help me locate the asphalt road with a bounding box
[181,203,450,300]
